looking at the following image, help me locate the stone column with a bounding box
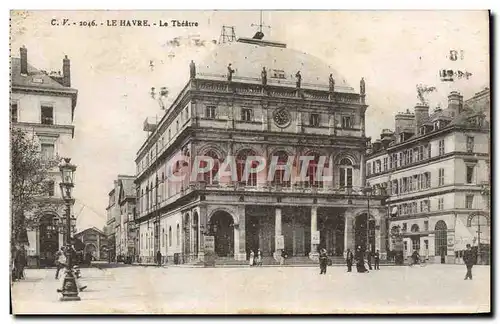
[360,153,366,188]
[273,207,282,262]
[344,209,355,256]
[235,205,246,261]
[198,205,207,261]
[309,206,319,260]
[377,214,387,260]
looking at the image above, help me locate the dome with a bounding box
[196,37,356,93]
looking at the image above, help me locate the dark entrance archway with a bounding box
[209,211,234,257]
[354,213,376,253]
[318,212,345,256]
[38,214,60,267]
[435,220,447,264]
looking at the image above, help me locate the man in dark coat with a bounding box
[346,248,354,272]
[156,250,162,267]
[374,250,380,270]
[319,248,328,274]
[463,244,475,280]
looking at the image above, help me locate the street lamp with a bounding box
[363,183,373,253]
[58,157,80,302]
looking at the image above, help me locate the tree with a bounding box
[10,128,58,248]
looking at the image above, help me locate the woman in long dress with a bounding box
[249,250,255,266]
[355,246,369,273]
[256,250,262,266]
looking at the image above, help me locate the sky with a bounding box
[9,10,490,231]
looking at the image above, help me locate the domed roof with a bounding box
[196,38,356,93]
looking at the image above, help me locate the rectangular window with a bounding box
[339,167,353,188]
[404,241,408,251]
[176,120,179,132]
[438,168,445,186]
[342,116,353,129]
[412,175,418,191]
[402,223,407,232]
[399,152,404,166]
[466,166,474,184]
[383,157,388,171]
[41,105,54,125]
[309,113,320,127]
[424,221,429,232]
[11,102,18,123]
[41,143,55,160]
[426,172,431,188]
[438,198,444,210]
[466,136,474,153]
[418,146,424,161]
[206,106,216,119]
[412,239,420,252]
[427,144,431,159]
[408,149,413,164]
[424,240,429,250]
[376,160,381,173]
[466,195,474,209]
[366,163,371,176]
[242,108,252,122]
[438,139,445,156]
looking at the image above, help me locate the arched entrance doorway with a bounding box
[318,214,345,256]
[209,211,234,257]
[38,214,60,267]
[435,220,447,264]
[354,213,376,253]
[193,212,199,256]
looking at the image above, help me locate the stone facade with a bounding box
[135,37,388,264]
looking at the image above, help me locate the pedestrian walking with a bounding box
[319,248,328,274]
[256,249,262,266]
[55,247,67,280]
[463,244,475,280]
[355,246,369,273]
[156,250,162,266]
[374,249,380,270]
[366,250,373,270]
[346,248,354,272]
[249,250,255,266]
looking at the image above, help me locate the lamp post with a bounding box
[57,157,80,301]
[363,183,373,253]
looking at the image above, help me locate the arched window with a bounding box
[305,152,324,188]
[411,224,420,233]
[236,149,258,186]
[168,226,172,247]
[339,158,353,188]
[176,224,180,246]
[272,151,291,187]
[202,150,221,184]
[435,220,447,256]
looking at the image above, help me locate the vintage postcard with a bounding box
[9,10,491,314]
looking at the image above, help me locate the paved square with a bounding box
[11,264,490,314]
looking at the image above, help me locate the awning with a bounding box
[454,217,490,250]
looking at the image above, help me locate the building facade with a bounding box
[105,175,136,262]
[11,46,78,267]
[135,36,387,264]
[366,88,490,264]
[73,227,108,261]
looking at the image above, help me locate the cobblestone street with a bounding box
[11,264,490,314]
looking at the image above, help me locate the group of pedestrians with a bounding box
[249,249,263,266]
[319,246,381,274]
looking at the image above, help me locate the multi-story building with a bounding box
[135,35,387,265]
[105,175,136,262]
[11,46,78,267]
[366,88,490,264]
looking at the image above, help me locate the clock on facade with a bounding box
[273,108,291,128]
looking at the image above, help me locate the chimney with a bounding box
[394,110,415,135]
[414,103,429,130]
[448,91,463,115]
[20,46,28,75]
[62,55,71,87]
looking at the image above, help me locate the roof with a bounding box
[196,38,356,93]
[11,57,73,91]
[120,178,136,199]
[74,226,105,237]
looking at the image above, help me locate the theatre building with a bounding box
[366,88,490,264]
[135,35,387,264]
